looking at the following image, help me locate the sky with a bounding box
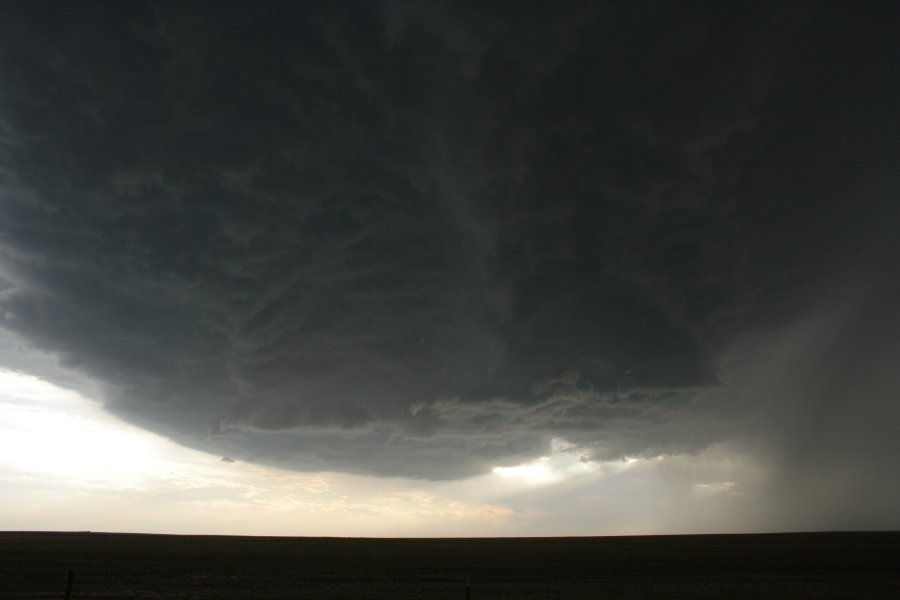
[0,1,897,536]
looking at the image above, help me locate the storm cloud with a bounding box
[0,0,897,517]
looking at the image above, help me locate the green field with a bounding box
[2,531,899,598]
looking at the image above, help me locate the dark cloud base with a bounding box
[0,1,897,489]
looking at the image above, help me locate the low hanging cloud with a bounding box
[0,0,897,513]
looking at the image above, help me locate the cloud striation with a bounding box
[0,0,897,528]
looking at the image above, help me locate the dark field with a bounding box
[2,531,899,599]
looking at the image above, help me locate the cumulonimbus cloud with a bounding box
[0,2,896,489]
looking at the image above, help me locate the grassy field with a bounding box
[1,531,899,598]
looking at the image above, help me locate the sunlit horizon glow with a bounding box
[0,367,768,537]
[493,459,558,484]
[0,368,519,536]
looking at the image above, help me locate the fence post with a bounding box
[64,569,74,600]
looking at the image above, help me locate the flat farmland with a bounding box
[2,531,899,599]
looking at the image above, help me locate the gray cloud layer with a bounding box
[0,0,897,507]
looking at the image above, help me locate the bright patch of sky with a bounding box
[0,366,764,536]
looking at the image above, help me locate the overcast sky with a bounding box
[0,1,898,536]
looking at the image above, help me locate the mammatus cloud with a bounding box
[0,0,897,528]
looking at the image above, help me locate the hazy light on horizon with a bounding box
[0,368,767,537]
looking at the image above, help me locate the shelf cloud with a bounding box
[0,0,897,529]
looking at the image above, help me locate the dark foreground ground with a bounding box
[1,531,899,599]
